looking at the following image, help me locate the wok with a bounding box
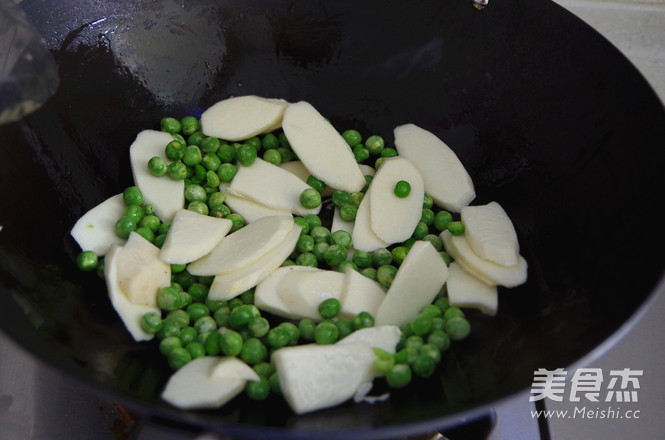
[1,0,664,438]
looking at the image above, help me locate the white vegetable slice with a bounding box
[104,245,160,342]
[339,268,386,320]
[200,95,288,141]
[337,325,401,354]
[129,130,185,221]
[206,223,302,300]
[281,101,366,192]
[277,270,345,321]
[460,201,520,267]
[272,342,376,414]
[446,262,498,316]
[70,193,126,256]
[440,230,528,287]
[209,356,260,382]
[375,241,449,327]
[187,215,294,276]
[358,163,376,177]
[351,190,389,252]
[254,265,320,319]
[115,232,171,307]
[159,209,233,265]
[228,158,321,216]
[219,183,292,223]
[161,356,256,410]
[368,156,424,244]
[394,123,475,212]
[279,160,335,197]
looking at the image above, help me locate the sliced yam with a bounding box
[161,356,256,410]
[331,207,354,234]
[159,209,233,264]
[70,193,126,256]
[129,130,185,221]
[200,95,288,141]
[375,241,449,327]
[460,201,520,267]
[272,342,376,415]
[104,245,160,341]
[209,356,260,382]
[229,158,321,216]
[254,265,320,319]
[440,230,528,287]
[337,325,401,355]
[187,215,294,276]
[351,190,389,252]
[339,268,386,320]
[446,262,498,316]
[219,183,292,223]
[393,123,475,212]
[368,156,424,244]
[358,163,376,177]
[277,269,345,321]
[281,101,366,193]
[115,232,171,307]
[206,223,302,300]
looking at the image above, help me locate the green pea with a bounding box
[342,129,362,146]
[182,145,202,166]
[188,131,205,147]
[200,136,221,154]
[228,304,254,329]
[186,303,210,322]
[423,234,443,251]
[262,133,279,150]
[253,362,276,379]
[248,317,270,338]
[420,343,442,364]
[372,248,392,267]
[443,306,465,320]
[245,375,270,400]
[76,251,98,271]
[435,297,450,314]
[330,230,352,248]
[445,317,471,340]
[140,312,163,334]
[312,241,329,262]
[306,175,326,193]
[186,341,206,359]
[391,246,408,265]
[278,132,290,148]
[157,319,181,340]
[241,338,268,365]
[339,204,357,222]
[147,156,168,176]
[217,163,237,182]
[299,188,322,209]
[323,244,347,267]
[351,251,373,268]
[165,309,190,328]
[428,330,451,352]
[304,214,322,229]
[296,234,315,253]
[412,354,436,378]
[352,311,375,330]
[217,143,236,163]
[439,251,452,265]
[160,117,181,134]
[138,215,160,232]
[351,191,364,208]
[365,135,384,155]
[165,140,185,161]
[354,147,370,163]
[194,316,217,334]
[167,161,188,180]
[335,318,353,340]
[314,321,339,344]
[178,326,197,345]
[179,116,199,136]
[266,327,290,349]
[185,184,207,202]
[412,221,429,240]
[377,264,397,288]
[201,153,221,172]
[361,267,377,281]
[337,260,358,273]
[135,227,154,242]
[227,213,245,232]
[220,330,244,356]
[205,298,227,312]
[187,201,209,216]
[448,221,465,235]
[318,298,341,319]
[159,336,182,356]
[298,318,316,341]
[122,186,143,206]
[115,216,137,239]
[393,180,411,198]
[332,190,352,207]
[410,314,433,336]
[263,148,281,165]
[237,144,257,166]
[386,364,412,388]
[381,147,397,158]
[372,348,396,375]
[295,252,318,267]
[279,322,300,345]
[277,147,294,162]
[310,226,331,243]
[423,193,434,209]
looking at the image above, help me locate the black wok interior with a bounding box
[1,0,664,438]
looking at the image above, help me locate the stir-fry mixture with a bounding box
[70,95,527,414]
